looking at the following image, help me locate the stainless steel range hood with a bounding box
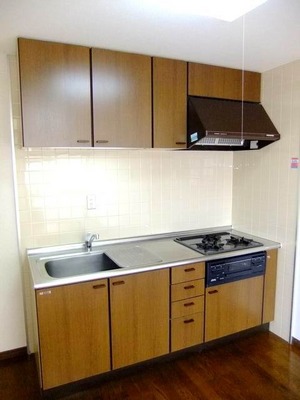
[187,96,280,151]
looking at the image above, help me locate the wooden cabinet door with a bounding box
[36,280,110,389]
[263,249,278,323]
[188,63,261,102]
[18,38,92,147]
[92,48,152,148]
[153,57,187,148]
[110,270,169,369]
[205,276,263,342]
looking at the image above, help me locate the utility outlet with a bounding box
[86,194,96,210]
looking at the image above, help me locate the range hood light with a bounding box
[195,137,245,146]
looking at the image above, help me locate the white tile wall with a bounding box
[233,60,300,341]
[15,147,233,250]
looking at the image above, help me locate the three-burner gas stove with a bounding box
[174,231,263,256]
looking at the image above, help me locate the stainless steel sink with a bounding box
[45,252,121,278]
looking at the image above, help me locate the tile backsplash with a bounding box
[15,147,233,249]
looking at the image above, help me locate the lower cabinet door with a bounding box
[110,269,169,369]
[205,276,264,342]
[36,280,110,389]
[171,312,204,352]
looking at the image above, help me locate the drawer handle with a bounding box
[77,139,90,143]
[96,140,109,144]
[184,319,194,324]
[184,267,195,272]
[112,280,125,286]
[184,285,195,290]
[93,284,106,289]
[184,302,195,307]
[208,289,218,294]
[176,141,186,145]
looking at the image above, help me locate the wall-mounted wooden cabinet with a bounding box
[92,48,152,148]
[18,38,92,147]
[36,280,110,390]
[152,57,187,148]
[188,62,261,102]
[18,38,263,149]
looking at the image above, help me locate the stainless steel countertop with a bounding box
[27,226,281,289]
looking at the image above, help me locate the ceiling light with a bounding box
[141,0,268,21]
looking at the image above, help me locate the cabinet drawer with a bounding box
[171,279,204,302]
[171,312,204,352]
[171,296,204,319]
[171,263,205,284]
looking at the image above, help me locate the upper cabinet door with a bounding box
[188,63,261,102]
[18,38,92,147]
[153,58,187,148]
[92,49,152,148]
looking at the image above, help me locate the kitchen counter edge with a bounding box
[27,227,281,290]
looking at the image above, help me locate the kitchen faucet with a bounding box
[85,233,100,251]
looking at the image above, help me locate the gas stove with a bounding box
[174,231,264,256]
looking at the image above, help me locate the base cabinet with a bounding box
[110,270,169,369]
[205,275,264,342]
[36,280,110,390]
[33,249,278,390]
[170,263,205,351]
[263,249,278,323]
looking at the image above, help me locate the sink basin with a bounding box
[45,252,120,278]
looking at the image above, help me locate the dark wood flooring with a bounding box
[1,331,300,400]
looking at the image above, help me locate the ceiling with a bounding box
[0,0,299,72]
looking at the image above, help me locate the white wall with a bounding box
[0,53,26,352]
[233,60,300,341]
[292,206,300,340]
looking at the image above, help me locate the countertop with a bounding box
[27,226,281,289]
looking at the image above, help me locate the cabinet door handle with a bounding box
[77,139,90,143]
[208,289,219,294]
[176,141,186,145]
[184,319,194,324]
[93,284,106,289]
[112,280,125,286]
[96,140,109,144]
[184,302,195,307]
[184,267,195,272]
[184,285,195,290]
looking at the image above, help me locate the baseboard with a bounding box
[0,347,27,361]
[292,337,300,348]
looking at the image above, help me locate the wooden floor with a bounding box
[1,331,300,400]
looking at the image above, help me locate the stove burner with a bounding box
[196,234,225,252]
[226,236,253,247]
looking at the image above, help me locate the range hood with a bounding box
[187,96,280,151]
